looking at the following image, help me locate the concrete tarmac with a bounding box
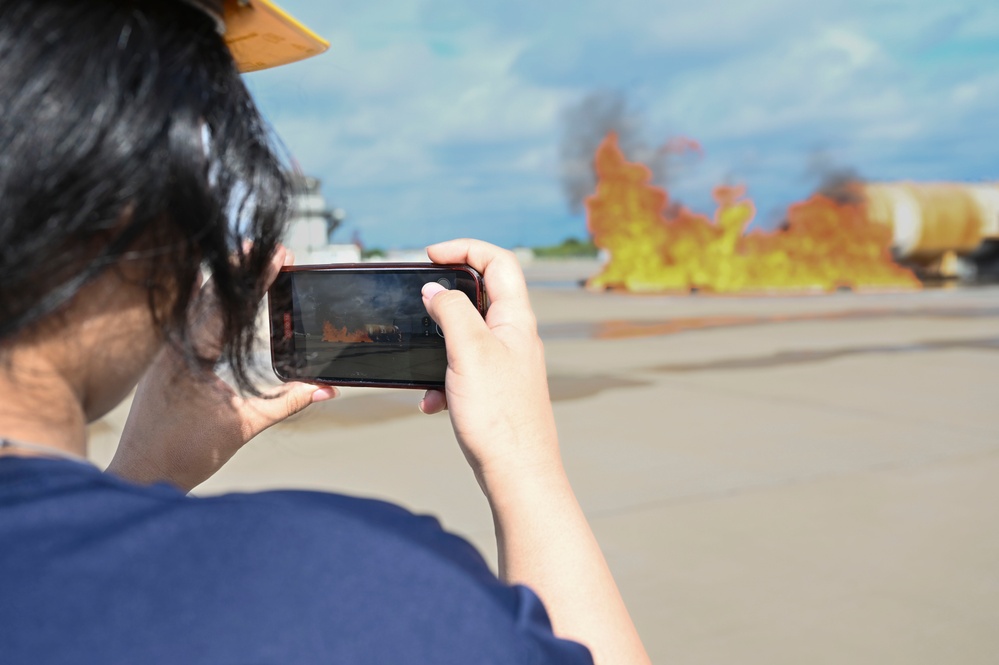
[89,261,999,664]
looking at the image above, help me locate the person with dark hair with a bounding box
[0,1,651,663]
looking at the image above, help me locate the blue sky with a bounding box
[246,0,999,250]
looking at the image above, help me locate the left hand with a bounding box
[107,247,337,492]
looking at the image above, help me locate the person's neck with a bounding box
[0,355,88,460]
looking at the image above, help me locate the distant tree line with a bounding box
[531,237,599,258]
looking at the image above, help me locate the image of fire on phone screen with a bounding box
[268,264,486,389]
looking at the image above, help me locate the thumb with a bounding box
[239,383,338,438]
[422,282,490,364]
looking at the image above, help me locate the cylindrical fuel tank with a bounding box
[864,183,999,260]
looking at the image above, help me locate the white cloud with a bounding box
[248,0,999,247]
[819,28,882,68]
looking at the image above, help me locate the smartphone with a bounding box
[268,263,486,389]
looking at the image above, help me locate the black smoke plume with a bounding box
[807,149,866,205]
[558,91,675,215]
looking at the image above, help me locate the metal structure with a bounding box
[285,174,357,264]
[864,182,999,278]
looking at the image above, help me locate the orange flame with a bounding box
[322,321,373,343]
[586,134,921,293]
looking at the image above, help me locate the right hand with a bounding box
[419,239,562,493]
[422,241,652,665]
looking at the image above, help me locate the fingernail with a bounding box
[311,387,338,403]
[422,282,447,299]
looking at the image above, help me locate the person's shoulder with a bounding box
[3,462,595,663]
[196,488,493,580]
[75,468,483,580]
[198,485,418,520]
[199,487,451,541]
[192,490,597,662]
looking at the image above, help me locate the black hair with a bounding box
[0,0,291,393]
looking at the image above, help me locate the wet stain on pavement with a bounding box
[651,336,999,374]
[274,304,999,427]
[297,394,424,428]
[547,374,652,401]
[289,373,651,428]
[539,306,999,342]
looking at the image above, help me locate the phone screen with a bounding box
[269,265,484,388]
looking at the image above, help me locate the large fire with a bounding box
[586,134,922,293]
[322,321,373,343]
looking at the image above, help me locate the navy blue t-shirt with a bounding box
[0,457,593,665]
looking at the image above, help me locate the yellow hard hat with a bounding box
[185,0,329,72]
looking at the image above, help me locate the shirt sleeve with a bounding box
[511,584,595,665]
